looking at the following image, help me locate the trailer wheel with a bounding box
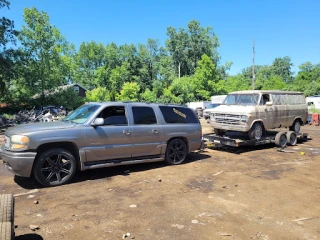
[286,131,297,146]
[0,222,14,240]
[0,194,14,224]
[248,122,264,140]
[214,129,225,136]
[275,132,287,148]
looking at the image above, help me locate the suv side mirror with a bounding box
[266,101,273,106]
[91,118,104,127]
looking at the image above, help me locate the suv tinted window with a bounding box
[159,106,198,124]
[98,106,128,125]
[132,107,157,125]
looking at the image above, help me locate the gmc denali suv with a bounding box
[1,102,203,186]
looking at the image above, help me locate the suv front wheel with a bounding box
[33,148,77,187]
[165,139,188,165]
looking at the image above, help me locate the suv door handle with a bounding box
[152,129,159,134]
[123,130,131,135]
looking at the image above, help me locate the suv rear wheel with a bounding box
[165,139,187,165]
[33,148,76,187]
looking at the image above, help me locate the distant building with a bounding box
[32,83,87,99]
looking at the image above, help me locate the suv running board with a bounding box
[81,156,165,171]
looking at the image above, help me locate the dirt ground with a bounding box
[0,120,320,240]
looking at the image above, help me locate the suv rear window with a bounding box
[159,106,198,124]
[132,107,157,125]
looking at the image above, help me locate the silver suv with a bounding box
[1,102,203,186]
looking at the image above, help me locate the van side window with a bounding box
[260,94,270,105]
[97,106,128,126]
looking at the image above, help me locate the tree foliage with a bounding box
[1,5,319,112]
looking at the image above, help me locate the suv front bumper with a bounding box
[0,145,36,177]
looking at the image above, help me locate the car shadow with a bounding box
[15,234,44,240]
[14,152,211,189]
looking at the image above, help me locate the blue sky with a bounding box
[3,0,320,75]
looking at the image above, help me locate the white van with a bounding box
[306,96,320,110]
[210,90,308,140]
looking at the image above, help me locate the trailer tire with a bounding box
[275,132,287,148]
[286,131,297,146]
[0,194,14,224]
[0,222,14,240]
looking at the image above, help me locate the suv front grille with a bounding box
[215,114,241,125]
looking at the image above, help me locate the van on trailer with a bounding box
[209,90,308,140]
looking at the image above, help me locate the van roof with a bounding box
[229,90,302,94]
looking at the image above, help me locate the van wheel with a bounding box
[165,139,187,165]
[290,119,301,133]
[275,132,287,148]
[0,194,14,224]
[286,131,297,146]
[214,129,225,136]
[33,148,76,187]
[248,122,264,140]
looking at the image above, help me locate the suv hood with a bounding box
[5,121,77,136]
[211,105,256,115]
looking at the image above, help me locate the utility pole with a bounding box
[178,62,181,79]
[252,38,255,90]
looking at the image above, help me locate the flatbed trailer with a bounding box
[203,131,308,149]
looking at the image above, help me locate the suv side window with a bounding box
[132,107,157,125]
[159,106,198,124]
[98,106,128,126]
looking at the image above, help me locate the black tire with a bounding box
[286,131,297,146]
[275,132,287,148]
[289,119,301,133]
[0,222,14,240]
[0,194,14,224]
[33,148,77,187]
[248,122,264,140]
[214,128,225,136]
[165,139,188,165]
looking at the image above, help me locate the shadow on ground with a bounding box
[14,152,211,189]
[15,234,44,240]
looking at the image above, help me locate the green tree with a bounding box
[85,86,111,102]
[192,54,220,100]
[116,82,140,101]
[270,57,293,83]
[163,77,195,104]
[74,41,106,89]
[224,74,251,93]
[0,0,19,98]
[166,20,220,77]
[19,7,72,102]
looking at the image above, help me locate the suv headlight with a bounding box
[10,135,30,151]
[210,113,216,120]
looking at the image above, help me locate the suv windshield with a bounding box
[222,94,259,106]
[62,104,100,124]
